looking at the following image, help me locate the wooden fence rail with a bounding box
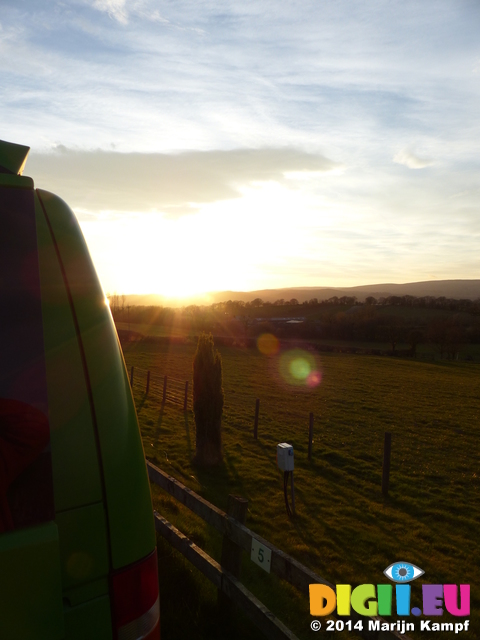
[154,513,299,640]
[147,461,410,640]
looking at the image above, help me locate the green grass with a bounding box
[123,339,479,640]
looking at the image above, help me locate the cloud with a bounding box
[393,148,433,169]
[27,146,338,214]
[92,0,128,24]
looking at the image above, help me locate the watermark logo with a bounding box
[309,562,470,618]
[384,561,424,583]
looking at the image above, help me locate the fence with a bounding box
[148,461,410,640]
[130,366,394,496]
[129,365,191,411]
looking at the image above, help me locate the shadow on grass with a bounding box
[154,404,165,441]
[184,411,192,458]
[222,449,248,496]
[192,457,246,511]
[136,393,149,413]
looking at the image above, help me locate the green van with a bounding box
[0,139,160,640]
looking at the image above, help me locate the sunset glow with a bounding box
[3,2,479,298]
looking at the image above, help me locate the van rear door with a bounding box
[0,178,64,639]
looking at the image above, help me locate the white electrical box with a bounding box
[277,442,294,471]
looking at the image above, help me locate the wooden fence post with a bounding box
[130,366,134,387]
[308,412,314,460]
[253,399,260,439]
[218,495,249,613]
[162,376,167,404]
[382,432,392,497]
[146,370,150,394]
[184,381,189,411]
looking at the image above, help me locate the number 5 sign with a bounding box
[251,538,272,573]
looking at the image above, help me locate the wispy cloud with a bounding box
[393,148,434,169]
[92,0,128,24]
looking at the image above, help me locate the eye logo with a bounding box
[384,561,424,583]
[310,562,470,619]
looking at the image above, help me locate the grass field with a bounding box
[121,335,479,640]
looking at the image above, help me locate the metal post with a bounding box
[290,471,296,516]
[382,432,392,497]
[162,375,167,404]
[308,412,314,460]
[183,381,188,411]
[146,370,150,394]
[253,398,260,439]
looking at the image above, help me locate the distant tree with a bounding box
[353,304,378,341]
[445,323,465,360]
[185,304,200,315]
[381,315,405,353]
[193,334,224,465]
[289,298,299,306]
[274,299,285,306]
[385,295,402,306]
[365,296,377,305]
[428,318,449,358]
[251,298,264,308]
[402,295,416,306]
[407,329,424,356]
[108,293,120,317]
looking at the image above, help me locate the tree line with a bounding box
[109,293,480,359]
[214,294,480,313]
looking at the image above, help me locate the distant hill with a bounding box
[118,280,480,307]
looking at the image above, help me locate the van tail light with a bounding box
[112,549,160,640]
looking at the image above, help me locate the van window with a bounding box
[0,185,55,531]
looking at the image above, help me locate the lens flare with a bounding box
[257,333,280,356]
[279,349,321,388]
[306,370,322,388]
[290,357,310,380]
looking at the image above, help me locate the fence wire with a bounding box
[128,363,313,437]
[129,365,192,410]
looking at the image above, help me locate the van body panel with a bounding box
[1,140,159,638]
[0,174,34,189]
[36,189,156,570]
[35,193,104,511]
[56,502,109,593]
[0,180,64,637]
[64,595,113,640]
[64,577,109,608]
[0,521,64,639]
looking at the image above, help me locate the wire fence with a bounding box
[127,364,314,434]
[128,364,395,494]
[129,365,191,411]
[128,361,322,432]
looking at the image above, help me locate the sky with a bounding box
[2,0,480,299]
